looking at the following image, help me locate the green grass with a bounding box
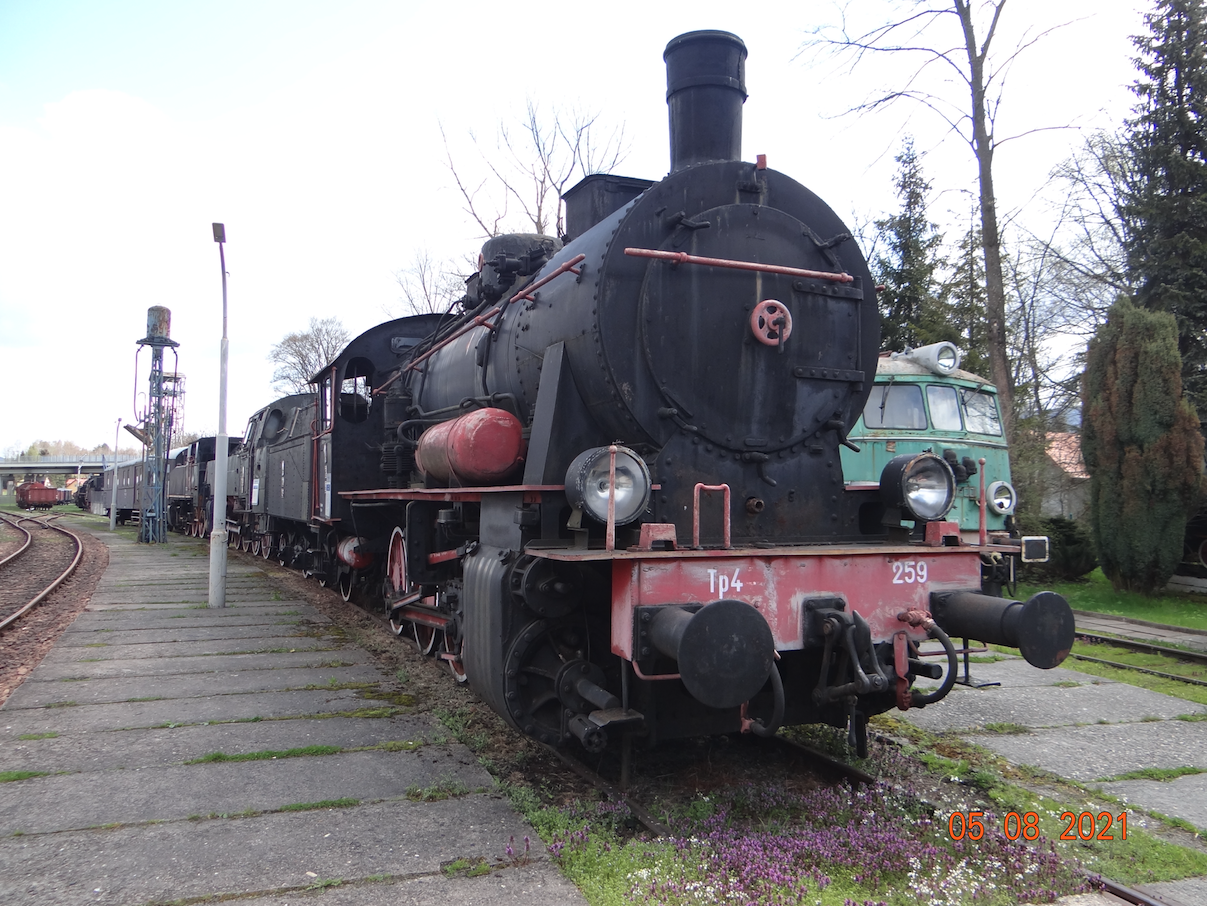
[442,857,491,877]
[306,877,342,889]
[405,778,471,801]
[1018,569,1207,631]
[1096,765,1207,783]
[184,744,342,764]
[0,771,49,783]
[280,797,359,812]
[981,722,1032,735]
[17,732,58,740]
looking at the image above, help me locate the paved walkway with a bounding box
[0,528,585,906]
[901,613,1207,906]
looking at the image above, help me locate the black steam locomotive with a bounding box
[221,31,1074,755]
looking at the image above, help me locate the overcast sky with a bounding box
[0,0,1145,454]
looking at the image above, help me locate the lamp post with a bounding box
[208,223,230,608]
[109,418,121,531]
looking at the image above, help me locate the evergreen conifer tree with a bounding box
[1082,297,1203,593]
[1124,0,1207,407]
[933,225,992,377]
[873,138,946,352]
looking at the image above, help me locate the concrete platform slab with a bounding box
[0,749,490,834]
[24,648,373,681]
[0,688,398,735]
[2,664,388,709]
[52,622,327,647]
[0,797,584,906]
[966,720,1207,782]
[85,595,295,608]
[1138,877,1207,905]
[1,714,434,773]
[63,609,327,630]
[231,864,590,906]
[37,634,345,662]
[899,665,1204,734]
[1100,773,1207,830]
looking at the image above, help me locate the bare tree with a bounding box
[443,102,628,239]
[806,1,1074,436]
[268,317,350,395]
[391,249,469,317]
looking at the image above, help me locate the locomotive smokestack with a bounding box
[664,30,747,173]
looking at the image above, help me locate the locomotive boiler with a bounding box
[239,30,1074,756]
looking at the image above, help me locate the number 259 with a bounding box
[892,561,928,584]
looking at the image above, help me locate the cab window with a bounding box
[927,385,962,431]
[962,389,1002,435]
[863,384,927,429]
[320,374,334,432]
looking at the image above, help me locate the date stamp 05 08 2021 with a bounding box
[947,810,1129,843]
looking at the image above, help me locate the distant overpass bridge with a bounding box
[0,456,140,482]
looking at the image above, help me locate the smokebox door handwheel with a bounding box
[750,300,792,346]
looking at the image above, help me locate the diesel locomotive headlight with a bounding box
[904,341,963,375]
[880,452,956,522]
[565,445,651,526]
[987,480,1017,515]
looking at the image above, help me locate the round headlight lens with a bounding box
[565,446,651,525]
[936,344,958,372]
[987,480,1017,515]
[880,452,956,522]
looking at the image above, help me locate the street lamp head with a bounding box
[212,223,225,243]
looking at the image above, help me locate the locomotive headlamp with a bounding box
[880,452,956,522]
[987,480,1017,516]
[565,445,651,526]
[902,341,962,375]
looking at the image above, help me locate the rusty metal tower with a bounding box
[136,306,180,543]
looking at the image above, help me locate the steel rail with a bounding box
[0,513,34,569]
[538,742,672,837]
[770,733,877,786]
[1074,630,1207,665]
[1067,651,1207,687]
[0,515,84,632]
[1094,874,1190,906]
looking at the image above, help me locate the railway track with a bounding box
[0,512,84,631]
[1071,628,1207,687]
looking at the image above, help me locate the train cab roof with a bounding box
[875,347,996,390]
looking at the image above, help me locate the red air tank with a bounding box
[414,408,526,486]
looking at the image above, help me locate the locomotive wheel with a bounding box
[251,536,262,556]
[241,534,251,553]
[502,620,584,746]
[277,533,292,567]
[413,622,437,655]
[316,536,337,587]
[261,534,274,560]
[385,527,408,599]
[440,631,467,683]
[339,568,357,603]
